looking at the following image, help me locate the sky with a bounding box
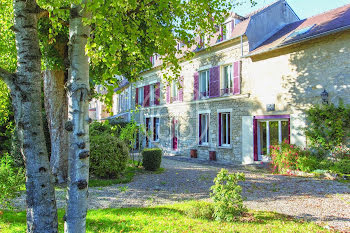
[233,0,350,19]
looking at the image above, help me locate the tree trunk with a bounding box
[12,0,58,232]
[44,70,68,184]
[64,4,91,233]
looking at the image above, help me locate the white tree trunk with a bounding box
[64,4,91,233]
[44,70,68,184]
[12,0,58,232]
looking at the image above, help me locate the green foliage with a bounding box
[0,81,14,153]
[305,102,350,151]
[296,156,320,173]
[89,120,126,137]
[185,201,214,220]
[330,160,350,174]
[90,133,129,178]
[119,120,139,149]
[141,148,162,171]
[210,169,246,222]
[0,153,25,208]
[0,204,330,233]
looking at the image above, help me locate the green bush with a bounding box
[210,169,246,222]
[185,201,214,220]
[330,159,350,174]
[142,148,162,171]
[296,156,320,173]
[90,133,129,178]
[0,153,25,208]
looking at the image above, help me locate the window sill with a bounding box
[217,145,232,149]
[198,143,210,147]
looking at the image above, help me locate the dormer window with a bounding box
[218,20,234,42]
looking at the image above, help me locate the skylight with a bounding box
[285,24,316,40]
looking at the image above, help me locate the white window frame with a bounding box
[199,70,209,99]
[154,117,160,142]
[150,84,155,106]
[171,81,178,102]
[138,86,144,106]
[257,119,289,160]
[221,64,233,96]
[198,112,210,146]
[219,112,231,147]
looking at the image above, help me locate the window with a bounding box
[221,64,233,95]
[257,119,289,160]
[199,113,209,145]
[218,112,230,146]
[199,70,209,99]
[138,87,144,106]
[153,117,160,141]
[150,84,155,106]
[171,82,179,102]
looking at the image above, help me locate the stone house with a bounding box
[94,0,350,164]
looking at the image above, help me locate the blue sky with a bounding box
[234,0,349,19]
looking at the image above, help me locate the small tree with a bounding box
[119,120,140,165]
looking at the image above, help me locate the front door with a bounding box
[172,118,178,151]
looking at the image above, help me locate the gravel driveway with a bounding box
[14,156,350,231]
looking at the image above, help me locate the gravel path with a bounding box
[14,156,350,231]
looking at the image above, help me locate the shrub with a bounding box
[210,169,246,222]
[330,159,350,174]
[331,145,350,160]
[305,102,350,151]
[269,141,305,173]
[90,133,129,178]
[0,153,25,208]
[185,201,214,220]
[142,148,162,171]
[296,156,319,173]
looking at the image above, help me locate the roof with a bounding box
[249,3,350,56]
[113,78,130,92]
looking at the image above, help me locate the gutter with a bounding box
[243,25,350,58]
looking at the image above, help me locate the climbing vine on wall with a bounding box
[305,101,350,151]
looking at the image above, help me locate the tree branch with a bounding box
[0,67,15,85]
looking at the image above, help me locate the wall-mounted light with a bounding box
[320,89,328,104]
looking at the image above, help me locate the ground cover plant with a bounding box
[0,203,331,233]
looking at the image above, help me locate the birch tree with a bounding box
[0,0,254,232]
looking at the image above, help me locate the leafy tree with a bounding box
[0,0,255,232]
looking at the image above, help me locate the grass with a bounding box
[0,202,331,233]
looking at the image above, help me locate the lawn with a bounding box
[0,202,330,233]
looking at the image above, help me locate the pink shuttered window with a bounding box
[166,84,171,104]
[193,72,199,100]
[209,66,220,98]
[135,88,139,106]
[154,82,160,105]
[233,61,241,94]
[144,85,150,107]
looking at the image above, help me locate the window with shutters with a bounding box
[171,82,179,102]
[150,84,155,106]
[221,64,233,96]
[199,70,209,99]
[138,87,144,106]
[218,112,231,147]
[199,113,209,145]
[153,117,160,142]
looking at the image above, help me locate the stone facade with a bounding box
[103,2,350,164]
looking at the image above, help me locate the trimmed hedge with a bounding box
[90,133,129,178]
[142,148,162,171]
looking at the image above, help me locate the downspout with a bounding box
[240,35,244,56]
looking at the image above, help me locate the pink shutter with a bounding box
[199,114,202,145]
[288,118,291,144]
[193,72,199,100]
[144,85,150,107]
[166,84,171,104]
[179,76,184,102]
[209,66,220,98]
[233,61,241,94]
[135,88,139,106]
[253,118,258,161]
[218,113,222,146]
[154,82,160,105]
